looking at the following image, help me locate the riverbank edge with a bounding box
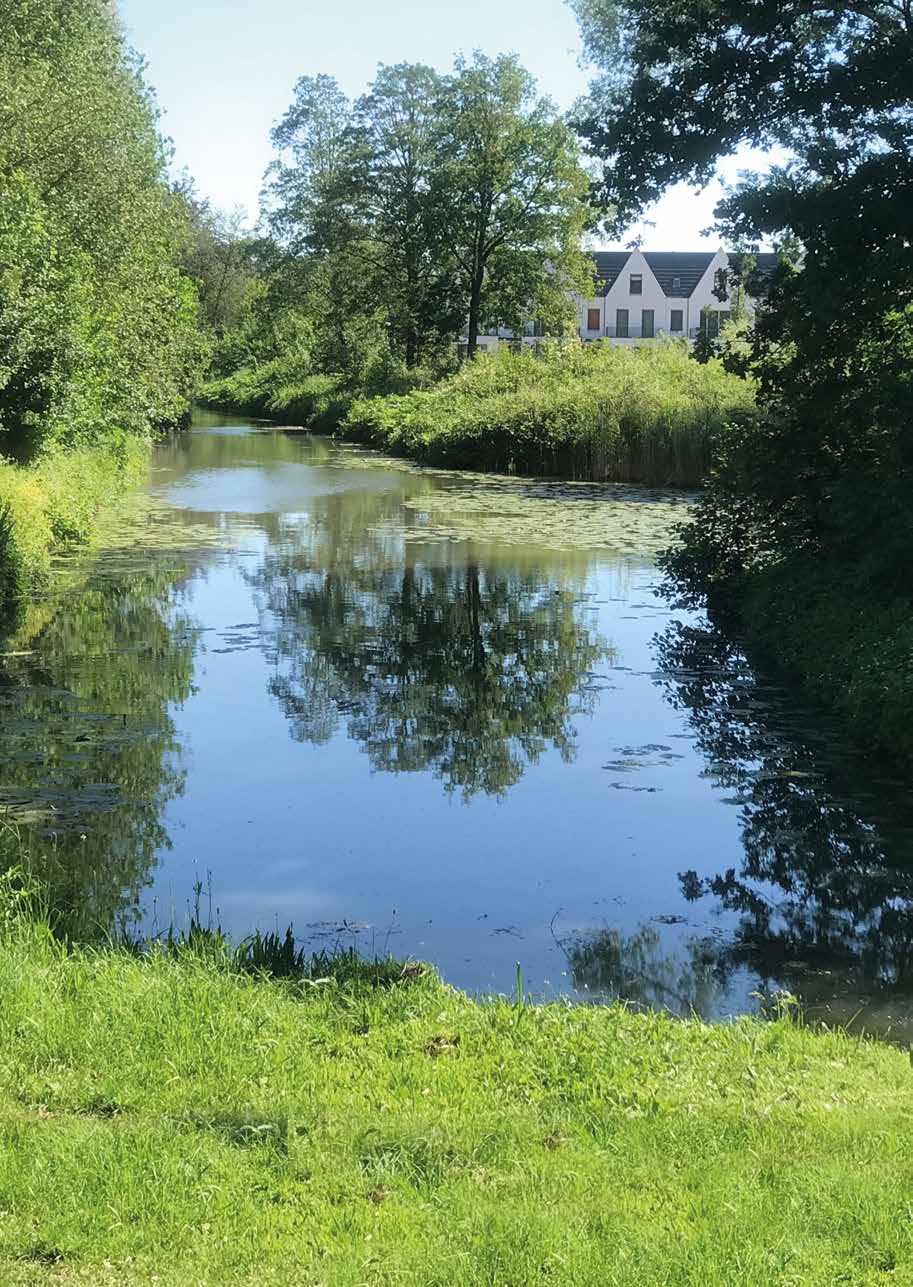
[1,897,911,1283]
[196,389,726,488]
[738,565,913,770]
[0,437,151,621]
[199,342,757,488]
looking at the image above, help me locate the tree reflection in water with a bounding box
[0,566,198,939]
[563,924,728,1018]
[648,618,913,1032]
[250,495,611,798]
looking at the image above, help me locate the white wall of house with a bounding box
[471,248,750,349]
[577,295,605,339]
[686,249,737,335]
[603,250,670,338]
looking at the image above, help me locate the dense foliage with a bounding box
[345,341,754,484]
[573,0,913,760]
[0,0,203,460]
[204,52,594,421]
[0,0,205,608]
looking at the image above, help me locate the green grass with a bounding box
[0,436,149,614]
[0,896,911,1284]
[345,342,756,486]
[200,359,353,432]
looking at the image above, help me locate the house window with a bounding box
[641,310,654,338]
[630,275,642,295]
[615,309,629,338]
[670,309,683,332]
[702,310,732,339]
[672,276,681,293]
[587,308,601,332]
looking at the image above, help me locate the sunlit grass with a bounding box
[0,883,910,1284]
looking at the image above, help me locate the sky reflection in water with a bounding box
[3,412,913,1040]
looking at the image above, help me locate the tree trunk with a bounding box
[466,565,485,671]
[467,273,483,360]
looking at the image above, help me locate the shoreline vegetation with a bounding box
[1,876,912,1285]
[0,0,202,621]
[3,0,911,1276]
[0,438,150,616]
[201,341,756,487]
[200,341,913,771]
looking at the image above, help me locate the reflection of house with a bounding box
[471,248,778,352]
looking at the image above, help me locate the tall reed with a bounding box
[345,341,756,486]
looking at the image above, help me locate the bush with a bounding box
[0,6,204,462]
[0,438,148,612]
[200,351,442,433]
[344,340,756,485]
[739,564,913,767]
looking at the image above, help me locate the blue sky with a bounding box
[118,0,769,248]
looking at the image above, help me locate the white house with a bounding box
[471,249,777,351]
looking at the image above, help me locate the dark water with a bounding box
[3,411,913,1038]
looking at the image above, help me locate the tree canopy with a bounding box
[573,0,913,602]
[257,53,593,373]
[0,0,204,460]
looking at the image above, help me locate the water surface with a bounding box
[3,411,913,1037]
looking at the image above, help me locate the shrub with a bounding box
[200,353,442,432]
[0,438,148,612]
[344,340,755,485]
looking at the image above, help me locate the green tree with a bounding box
[437,53,593,358]
[353,64,463,367]
[0,0,203,459]
[266,74,359,258]
[259,56,594,371]
[572,0,913,599]
[263,74,395,386]
[178,193,255,337]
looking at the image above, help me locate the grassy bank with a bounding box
[345,343,755,485]
[1,902,911,1283]
[199,351,434,435]
[200,359,354,433]
[0,437,149,616]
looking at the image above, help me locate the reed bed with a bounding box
[345,341,756,486]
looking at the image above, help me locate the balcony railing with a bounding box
[603,325,685,340]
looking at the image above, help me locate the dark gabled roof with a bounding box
[590,250,782,299]
[591,250,721,298]
[730,252,780,278]
[643,252,716,297]
[591,251,632,294]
